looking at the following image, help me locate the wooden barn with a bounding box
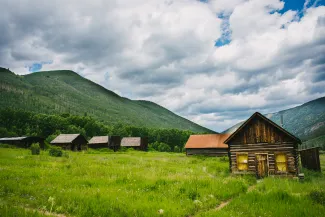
[184,134,230,156]
[225,112,301,178]
[50,134,88,151]
[0,136,45,149]
[120,137,148,151]
[88,136,121,151]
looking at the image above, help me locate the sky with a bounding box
[1,0,325,132]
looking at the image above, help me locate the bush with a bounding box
[30,143,40,155]
[174,146,180,153]
[309,189,325,206]
[49,146,63,157]
[157,142,171,152]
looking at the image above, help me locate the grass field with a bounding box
[0,147,324,217]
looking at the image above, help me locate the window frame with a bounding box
[275,152,288,173]
[236,152,248,171]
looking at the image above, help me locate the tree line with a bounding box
[0,109,199,152]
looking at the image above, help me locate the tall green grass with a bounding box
[0,148,324,217]
[0,148,252,217]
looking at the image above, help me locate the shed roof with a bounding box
[224,112,301,144]
[121,137,141,147]
[50,134,80,144]
[0,137,27,141]
[88,136,109,144]
[185,134,230,149]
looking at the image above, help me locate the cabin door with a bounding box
[256,154,268,178]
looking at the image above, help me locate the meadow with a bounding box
[0,147,324,217]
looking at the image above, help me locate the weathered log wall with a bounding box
[186,148,228,156]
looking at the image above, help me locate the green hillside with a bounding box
[0,67,213,133]
[224,97,325,143]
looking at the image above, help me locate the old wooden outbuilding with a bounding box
[120,137,148,151]
[185,134,230,156]
[88,136,121,151]
[0,136,45,149]
[224,112,301,178]
[299,147,321,172]
[50,134,88,151]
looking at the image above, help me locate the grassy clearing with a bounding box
[0,147,324,217]
[0,148,253,217]
[198,155,325,217]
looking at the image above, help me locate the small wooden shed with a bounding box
[120,137,148,151]
[299,147,321,172]
[0,136,45,149]
[88,136,121,151]
[225,112,301,178]
[50,134,88,151]
[185,134,230,156]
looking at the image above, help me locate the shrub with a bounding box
[309,189,325,206]
[157,142,171,152]
[174,146,180,153]
[62,151,70,158]
[49,146,63,157]
[30,143,40,155]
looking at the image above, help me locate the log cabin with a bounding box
[224,112,301,178]
[0,136,45,149]
[185,134,230,156]
[88,136,121,151]
[50,134,88,151]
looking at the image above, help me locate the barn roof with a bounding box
[185,134,230,149]
[121,137,141,147]
[88,136,109,144]
[224,112,301,144]
[0,137,27,141]
[50,134,81,144]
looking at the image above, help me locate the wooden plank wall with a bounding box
[299,147,321,171]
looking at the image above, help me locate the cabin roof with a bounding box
[185,134,230,149]
[224,112,301,144]
[88,136,109,144]
[121,137,141,147]
[0,137,27,141]
[50,134,81,144]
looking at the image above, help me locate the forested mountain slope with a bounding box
[0,68,213,133]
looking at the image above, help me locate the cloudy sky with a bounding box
[1,0,325,132]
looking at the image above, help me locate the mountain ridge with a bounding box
[0,68,213,133]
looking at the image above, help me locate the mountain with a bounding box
[223,97,325,142]
[0,67,213,133]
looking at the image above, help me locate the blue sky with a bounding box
[1,0,325,131]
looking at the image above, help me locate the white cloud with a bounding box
[1,0,325,132]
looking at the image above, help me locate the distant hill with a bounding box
[223,97,325,142]
[0,67,213,133]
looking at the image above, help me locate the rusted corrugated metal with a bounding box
[185,134,230,149]
[50,134,80,144]
[88,136,109,144]
[299,147,321,172]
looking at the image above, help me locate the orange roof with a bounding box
[185,134,230,149]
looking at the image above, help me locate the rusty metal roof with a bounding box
[88,136,109,144]
[121,137,141,147]
[185,134,230,149]
[50,134,80,144]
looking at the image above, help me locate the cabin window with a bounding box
[275,153,287,172]
[237,153,248,171]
